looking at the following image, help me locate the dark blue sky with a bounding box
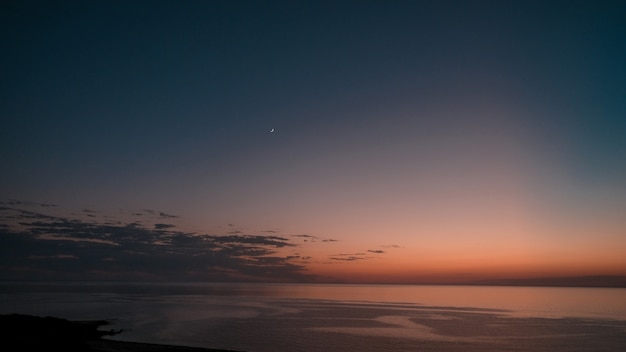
[1,1,626,283]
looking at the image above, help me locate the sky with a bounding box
[1,0,626,285]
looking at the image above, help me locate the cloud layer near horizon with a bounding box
[0,204,313,282]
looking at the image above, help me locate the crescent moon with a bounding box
[270,128,275,133]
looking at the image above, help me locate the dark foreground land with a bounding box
[0,314,239,352]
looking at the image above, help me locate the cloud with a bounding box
[382,244,401,248]
[28,254,78,260]
[330,256,365,261]
[0,205,312,282]
[209,235,295,248]
[329,250,379,262]
[159,212,179,219]
[367,250,385,254]
[329,252,368,261]
[0,207,55,224]
[293,234,338,243]
[293,234,318,242]
[1,199,57,208]
[154,223,176,230]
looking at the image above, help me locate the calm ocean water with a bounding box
[1,282,625,351]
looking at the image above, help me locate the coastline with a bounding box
[0,314,240,352]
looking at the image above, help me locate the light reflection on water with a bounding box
[232,283,626,319]
[0,282,626,320]
[1,282,626,319]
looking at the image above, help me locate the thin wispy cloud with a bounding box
[330,256,366,262]
[159,212,179,219]
[293,234,319,242]
[329,252,370,262]
[154,223,176,230]
[1,200,57,208]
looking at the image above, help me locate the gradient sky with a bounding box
[2,1,626,285]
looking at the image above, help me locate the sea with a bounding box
[1,282,625,352]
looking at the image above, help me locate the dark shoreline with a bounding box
[0,314,240,352]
